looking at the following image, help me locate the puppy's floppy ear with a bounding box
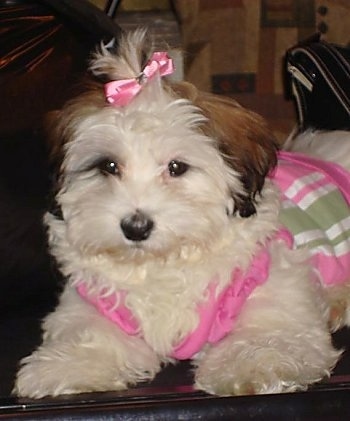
[172,82,279,217]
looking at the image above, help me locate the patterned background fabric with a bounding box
[89,0,350,138]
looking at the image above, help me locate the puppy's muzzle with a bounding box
[120,211,154,242]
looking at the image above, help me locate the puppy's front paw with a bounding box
[14,347,128,398]
[14,340,160,398]
[194,333,341,396]
[195,348,299,396]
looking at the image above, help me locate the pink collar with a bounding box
[77,229,292,359]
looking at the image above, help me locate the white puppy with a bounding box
[14,30,350,398]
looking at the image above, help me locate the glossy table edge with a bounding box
[1,376,350,420]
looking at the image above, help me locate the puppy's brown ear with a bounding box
[42,83,106,221]
[172,82,279,217]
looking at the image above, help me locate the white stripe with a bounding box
[334,239,350,255]
[294,216,350,245]
[334,238,350,257]
[281,198,296,209]
[283,172,323,199]
[327,215,350,240]
[298,183,337,210]
[308,239,350,258]
[296,234,350,257]
[294,229,325,245]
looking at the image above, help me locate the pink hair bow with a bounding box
[105,52,174,107]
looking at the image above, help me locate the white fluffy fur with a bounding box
[14,31,350,398]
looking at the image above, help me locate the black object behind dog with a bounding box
[285,33,350,131]
[0,0,121,316]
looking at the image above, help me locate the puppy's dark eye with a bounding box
[98,159,120,176]
[168,160,189,177]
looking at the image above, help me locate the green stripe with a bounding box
[279,207,314,236]
[302,190,349,228]
[280,190,350,236]
[295,228,350,251]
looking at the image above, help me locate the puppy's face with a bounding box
[54,97,241,259]
[47,31,278,261]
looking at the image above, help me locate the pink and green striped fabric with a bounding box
[272,151,350,286]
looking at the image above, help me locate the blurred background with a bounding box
[91,0,350,140]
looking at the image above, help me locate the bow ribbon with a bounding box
[105,52,174,107]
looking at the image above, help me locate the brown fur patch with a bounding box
[171,82,279,216]
[44,79,106,219]
[45,80,105,169]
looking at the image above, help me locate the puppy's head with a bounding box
[46,30,278,262]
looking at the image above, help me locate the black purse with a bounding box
[285,34,350,131]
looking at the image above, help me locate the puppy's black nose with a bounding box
[120,211,154,242]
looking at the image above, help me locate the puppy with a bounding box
[14,30,350,398]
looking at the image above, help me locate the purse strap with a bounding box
[288,42,350,114]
